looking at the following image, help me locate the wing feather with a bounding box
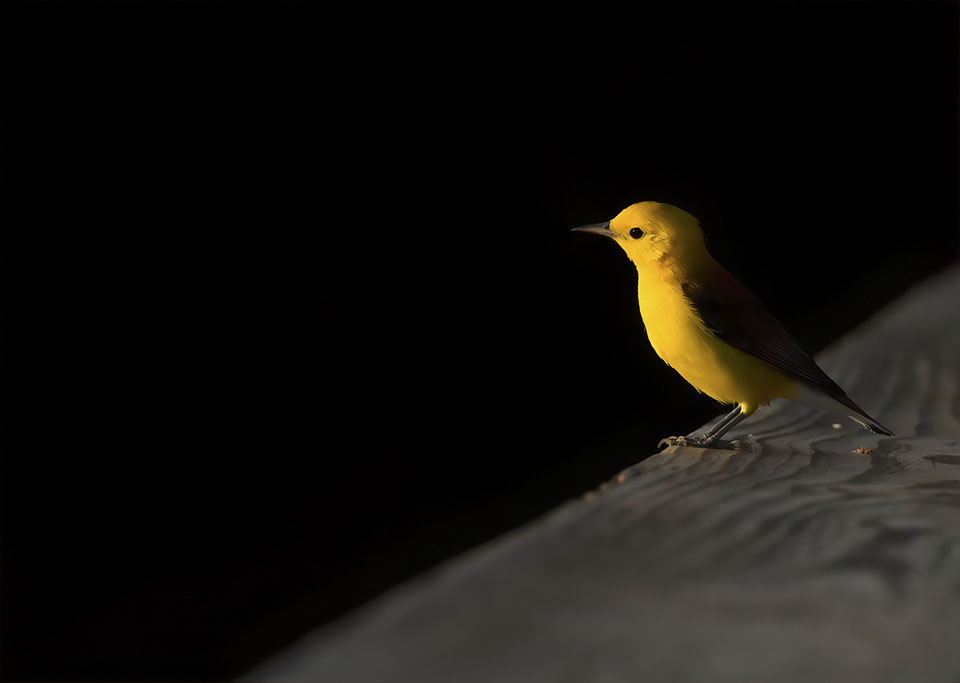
[680,266,887,432]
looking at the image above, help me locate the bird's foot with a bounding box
[658,435,681,449]
[658,435,745,450]
[658,435,709,449]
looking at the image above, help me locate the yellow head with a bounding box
[572,201,710,270]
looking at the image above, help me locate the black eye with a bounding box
[629,228,644,239]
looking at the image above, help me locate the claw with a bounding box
[658,434,723,449]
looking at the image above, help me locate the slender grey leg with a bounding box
[660,405,747,449]
[695,405,744,443]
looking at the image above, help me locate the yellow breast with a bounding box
[635,267,795,415]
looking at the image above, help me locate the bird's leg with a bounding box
[697,405,746,443]
[659,406,746,449]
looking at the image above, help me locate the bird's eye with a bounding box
[629,228,645,239]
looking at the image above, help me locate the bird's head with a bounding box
[572,201,709,269]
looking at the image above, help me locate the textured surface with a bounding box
[249,266,960,683]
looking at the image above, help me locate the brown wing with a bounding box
[680,266,880,424]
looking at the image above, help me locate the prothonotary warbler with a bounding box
[573,201,894,447]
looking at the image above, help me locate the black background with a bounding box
[6,1,958,680]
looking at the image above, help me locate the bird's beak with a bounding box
[571,221,617,238]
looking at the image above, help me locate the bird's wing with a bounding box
[681,266,863,411]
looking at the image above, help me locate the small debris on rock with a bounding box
[832,423,842,429]
[853,446,875,455]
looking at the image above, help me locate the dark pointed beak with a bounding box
[571,221,616,237]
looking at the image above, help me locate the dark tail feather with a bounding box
[834,392,895,436]
[848,414,895,436]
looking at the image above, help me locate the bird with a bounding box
[572,201,894,447]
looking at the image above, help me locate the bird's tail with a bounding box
[794,383,894,436]
[847,414,895,436]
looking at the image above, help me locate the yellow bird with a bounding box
[573,201,893,447]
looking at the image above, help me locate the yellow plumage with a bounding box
[633,251,796,416]
[573,201,892,445]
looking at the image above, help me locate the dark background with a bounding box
[5,1,958,680]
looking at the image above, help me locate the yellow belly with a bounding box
[637,282,796,415]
